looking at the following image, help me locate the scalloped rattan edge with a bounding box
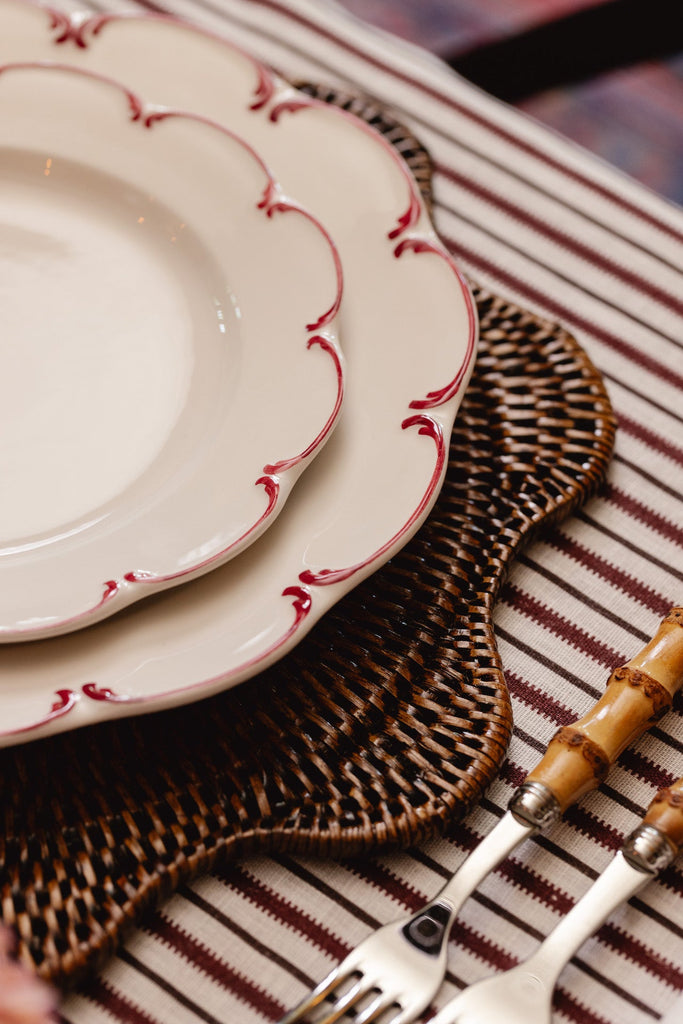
[0,85,616,988]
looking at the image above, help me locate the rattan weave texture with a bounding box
[0,87,616,987]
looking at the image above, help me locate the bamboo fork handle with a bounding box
[640,777,683,856]
[524,608,683,812]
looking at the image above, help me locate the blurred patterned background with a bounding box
[334,0,683,204]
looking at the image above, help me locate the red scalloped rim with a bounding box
[0,59,345,643]
[0,9,477,737]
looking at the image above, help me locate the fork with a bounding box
[278,609,683,1024]
[430,775,683,1024]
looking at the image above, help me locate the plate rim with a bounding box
[0,54,345,641]
[0,0,477,744]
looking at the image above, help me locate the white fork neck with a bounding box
[438,811,532,913]
[523,853,649,988]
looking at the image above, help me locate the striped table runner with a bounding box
[53,1,683,1021]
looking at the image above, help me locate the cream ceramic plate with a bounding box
[0,2,476,746]
[0,58,343,641]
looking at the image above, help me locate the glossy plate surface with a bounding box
[0,1,476,745]
[0,57,343,640]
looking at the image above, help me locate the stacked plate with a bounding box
[0,0,476,745]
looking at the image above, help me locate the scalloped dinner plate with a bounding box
[0,2,476,745]
[0,57,343,641]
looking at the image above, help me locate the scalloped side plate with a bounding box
[0,2,476,744]
[0,58,344,641]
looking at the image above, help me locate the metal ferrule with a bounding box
[508,781,561,831]
[622,824,676,875]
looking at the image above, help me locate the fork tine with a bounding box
[278,964,355,1023]
[353,994,400,1024]
[314,975,373,1024]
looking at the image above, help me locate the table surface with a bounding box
[4,1,683,1023]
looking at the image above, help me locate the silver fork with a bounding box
[430,776,683,1024]
[278,609,683,1024]
[279,809,531,1024]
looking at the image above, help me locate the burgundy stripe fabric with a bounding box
[438,229,683,389]
[433,161,683,317]
[503,585,626,665]
[78,977,163,1024]
[554,988,624,1024]
[218,865,352,961]
[144,912,287,1019]
[544,533,674,615]
[605,486,683,544]
[598,923,683,988]
[51,2,683,1023]
[618,415,683,466]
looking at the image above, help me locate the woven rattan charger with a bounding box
[0,85,616,987]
